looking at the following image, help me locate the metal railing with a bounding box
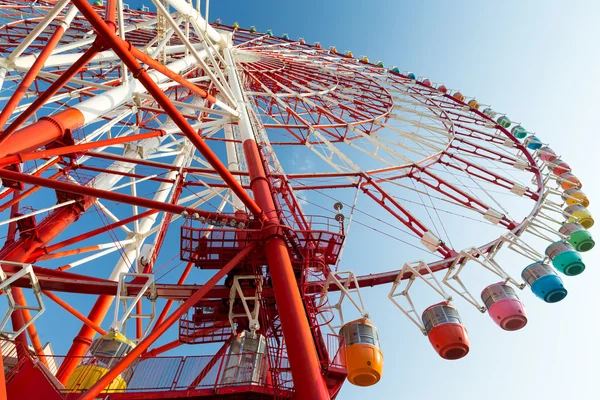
[53,352,279,393]
[2,347,292,395]
[326,334,346,370]
[2,335,346,395]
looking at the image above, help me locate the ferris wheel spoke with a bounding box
[451,124,510,149]
[374,118,448,153]
[386,99,454,136]
[449,136,527,167]
[435,101,490,126]
[371,170,498,225]
[176,187,221,206]
[50,240,136,271]
[283,72,389,121]
[439,152,538,200]
[408,165,516,229]
[359,179,455,258]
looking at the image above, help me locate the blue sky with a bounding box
[5,1,599,399]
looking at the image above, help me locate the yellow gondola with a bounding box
[66,331,135,393]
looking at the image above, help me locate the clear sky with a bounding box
[14,1,600,399]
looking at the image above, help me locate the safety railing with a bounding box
[6,349,293,396]
[326,334,346,370]
[2,336,345,395]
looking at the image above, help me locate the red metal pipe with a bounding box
[0,108,85,158]
[0,15,69,132]
[142,339,181,358]
[86,150,251,178]
[37,245,111,261]
[0,130,165,168]
[0,170,63,213]
[129,46,217,104]
[136,302,143,340]
[4,191,20,245]
[0,169,242,225]
[242,139,330,399]
[0,158,60,203]
[0,46,98,148]
[78,243,257,400]
[69,0,265,220]
[74,164,173,185]
[26,209,158,262]
[10,288,47,367]
[105,0,116,23]
[42,290,107,335]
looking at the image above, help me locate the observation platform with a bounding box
[180,215,345,269]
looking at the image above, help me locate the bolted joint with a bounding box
[72,334,94,347]
[90,33,110,52]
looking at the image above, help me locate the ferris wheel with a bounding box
[0,1,594,399]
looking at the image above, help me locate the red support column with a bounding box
[242,139,330,399]
[105,0,116,23]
